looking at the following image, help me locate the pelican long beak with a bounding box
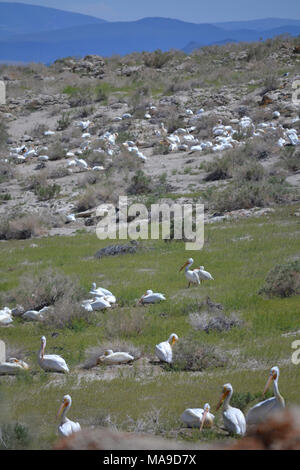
[179,261,189,272]
[171,336,177,346]
[263,374,275,396]
[216,390,228,411]
[57,401,67,419]
[41,344,45,360]
[200,409,208,431]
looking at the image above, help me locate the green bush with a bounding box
[259,260,300,298]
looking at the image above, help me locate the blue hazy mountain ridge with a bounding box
[0,4,300,62]
[0,2,106,39]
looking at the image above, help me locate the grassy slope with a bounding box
[0,204,299,448]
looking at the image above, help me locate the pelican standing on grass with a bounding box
[246,366,285,425]
[181,403,215,430]
[38,336,69,373]
[179,258,200,287]
[155,333,178,364]
[57,395,81,437]
[216,383,246,436]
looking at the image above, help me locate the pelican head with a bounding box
[9,358,29,370]
[263,366,279,396]
[200,403,211,431]
[57,394,72,418]
[104,349,113,356]
[168,333,178,346]
[216,383,232,410]
[92,282,97,289]
[146,290,153,295]
[179,258,194,272]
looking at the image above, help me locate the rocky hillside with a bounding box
[0,37,299,240]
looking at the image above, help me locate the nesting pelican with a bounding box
[181,403,214,430]
[97,349,134,365]
[216,383,246,436]
[0,358,29,375]
[57,395,81,437]
[246,366,285,425]
[38,336,69,373]
[139,290,166,304]
[155,333,178,364]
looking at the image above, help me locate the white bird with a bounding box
[44,130,55,136]
[57,395,81,437]
[89,297,112,310]
[78,120,90,130]
[22,306,50,321]
[139,289,166,304]
[0,357,29,375]
[0,307,13,325]
[155,333,178,364]
[38,155,49,161]
[90,284,116,304]
[66,213,76,223]
[246,366,285,426]
[179,258,200,287]
[122,113,132,119]
[216,383,246,436]
[97,349,134,365]
[181,403,215,430]
[75,158,89,170]
[193,266,214,283]
[38,336,69,373]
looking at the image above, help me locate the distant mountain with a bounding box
[0,4,300,63]
[0,2,106,39]
[214,18,300,31]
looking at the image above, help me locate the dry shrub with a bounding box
[49,166,69,179]
[281,147,300,172]
[104,309,146,340]
[44,296,92,330]
[47,141,66,161]
[10,268,84,311]
[0,160,14,183]
[259,260,300,298]
[189,312,242,333]
[0,214,47,240]
[171,335,227,371]
[83,340,142,369]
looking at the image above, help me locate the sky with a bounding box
[3,0,300,22]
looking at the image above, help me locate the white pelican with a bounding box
[179,258,200,288]
[216,383,246,436]
[139,290,166,304]
[0,358,29,375]
[155,333,178,364]
[57,395,81,437]
[193,266,214,283]
[38,336,69,373]
[90,283,116,304]
[181,403,214,430]
[97,349,134,365]
[90,297,112,310]
[0,307,13,325]
[22,306,50,321]
[246,366,285,425]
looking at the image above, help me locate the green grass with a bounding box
[0,204,300,448]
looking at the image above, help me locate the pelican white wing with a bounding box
[58,419,81,437]
[155,341,172,363]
